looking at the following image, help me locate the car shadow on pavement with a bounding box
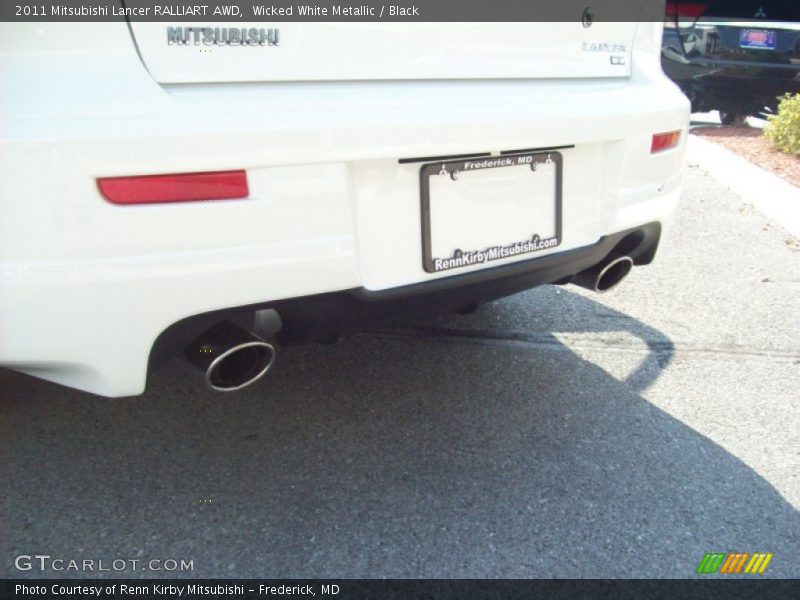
[1,286,798,578]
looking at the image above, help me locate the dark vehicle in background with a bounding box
[662,1,800,123]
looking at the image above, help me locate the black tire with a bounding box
[719,111,745,126]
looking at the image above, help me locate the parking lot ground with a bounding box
[1,166,799,578]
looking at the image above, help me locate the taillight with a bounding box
[665,2,707,19]
[97,170,248,205]
[651,130,682,154]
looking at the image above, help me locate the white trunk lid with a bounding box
[129,22,638,83]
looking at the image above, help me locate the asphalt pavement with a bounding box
[2,166,799,578]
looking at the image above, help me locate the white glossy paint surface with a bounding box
[0,21,689,396]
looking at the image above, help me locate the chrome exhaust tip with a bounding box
[184,321,276,392]
[205,341,276,392]
[572,253,634,293]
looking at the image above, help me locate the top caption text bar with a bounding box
[3,0,669,22]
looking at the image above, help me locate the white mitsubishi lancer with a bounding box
[0,17,689,396]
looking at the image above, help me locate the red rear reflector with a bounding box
[651,130,682,154]
[98,170,248,205]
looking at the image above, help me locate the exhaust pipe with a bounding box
[184,321,276,392]
[572,252,634,293]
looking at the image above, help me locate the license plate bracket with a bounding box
[420,151,563,274]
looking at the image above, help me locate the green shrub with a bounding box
[764,93,800,155]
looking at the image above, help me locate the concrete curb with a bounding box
[686,134,800,238]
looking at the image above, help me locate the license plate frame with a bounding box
[420,151,563,274]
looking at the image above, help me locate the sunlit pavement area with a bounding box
[2,166,799,578]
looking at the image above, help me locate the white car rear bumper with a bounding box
[0,44,689,396]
